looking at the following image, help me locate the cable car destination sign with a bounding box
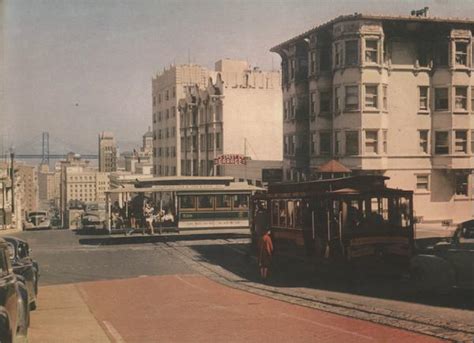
[214,154,246,165]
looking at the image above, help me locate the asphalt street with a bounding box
[7,229,474,342]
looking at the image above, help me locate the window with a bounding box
[345,86,359,110]
[455,42,468,66]
[319,91,331,114]
[319,132,331,155]
[435,131,449,154]
[334,42,342,67]
[365,85,378,109]
[455,173,468,196]
[171,106,176,117]
[310,133,317,155]
[454,130,467,153]
[216,132,221,150]
[232,195,248,209]
[284,136,289,155]
[435,41,449,66]
[334,87,341,114]
[158,94,162,103]
[419,86,429,111]
[434,88,449,111]
[455,87,468,111]
[215,195,231,209]
[365,39,378,63]
[365,130,378,154]
[345,40,359,66]
[172,86,176,98]
[289,59,296,79]
[335,131,341,155]
[345,131,359,155]
[180,196,195,209]
[158,112,162,121]
[419,130,429,154]
[416,175,430,191]
[310,92,317,116]
[320,49,331,71]
[197,195,213,210]
[283,101,288,120]
[166,109,170,119]
[382,85,388,111]
[165,90,169,101]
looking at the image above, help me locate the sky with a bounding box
[2,0,474,154]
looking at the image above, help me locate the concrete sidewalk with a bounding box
[28,284,110,343]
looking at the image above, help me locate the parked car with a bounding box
[4,237,39,311]
[411,219,474,292]
[80,203,107,231]
[23,211,51,230]
[0,238,29,342]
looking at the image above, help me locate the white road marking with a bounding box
[103,320,126,343]
[280,312,374,341]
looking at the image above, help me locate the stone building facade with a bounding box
[271,14,474,223]
[176,60,282,183]
[98,131,117,172]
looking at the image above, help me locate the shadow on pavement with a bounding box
[77,231,250,246]
[189,243,474,312]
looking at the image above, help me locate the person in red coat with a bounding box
[258,230,273,281]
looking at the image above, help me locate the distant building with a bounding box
[153,59,283,184]
[177,59,283,184]
[98,131,117,172]
[124,127,154,175]
[152,64,210,176]
[38,163,58,208]
[16,163,38,215]
[271,13,474,223]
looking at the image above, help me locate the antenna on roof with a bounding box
[411,7,429,17]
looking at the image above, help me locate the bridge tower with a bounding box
[41,132,50,165]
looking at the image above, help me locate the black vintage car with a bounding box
[0,237,29,342]
[411,220,474,292]
[4,237,39,311]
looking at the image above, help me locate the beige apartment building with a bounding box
[38,163,59,207]
[98,131,117,172]
[177,59,282,183]
[152,64,209,176]
[16,163,38,215]
[271,14,474,223]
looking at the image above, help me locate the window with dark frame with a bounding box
[455,173,468,196]
[335,87,341,114]
[345,131,359,155]
[435,131,449,154]
[455,42,468,66]
[345,40,359,66]
[434,88,449,111]
[319,91,331,114]
[365,39,378,63]
[310,92,317,116]
[319,132,331,155]
[345,86,359,110]
[382,85,388,111]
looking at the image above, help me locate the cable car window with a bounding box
[287,201,295,228]
[180,196,196,209]
[272,201,279,226]
[215,195,232,209]
[197,195,214,210]
[232,194,249,209]
[279,200,287,227]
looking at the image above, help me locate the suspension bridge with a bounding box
[1,132,98,163]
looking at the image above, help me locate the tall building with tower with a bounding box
[98,132,117,172]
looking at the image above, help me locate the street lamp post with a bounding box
[9,148,14,214]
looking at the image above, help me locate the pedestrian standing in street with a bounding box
[258,229,273,281]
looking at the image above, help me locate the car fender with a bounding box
[0,306,11,339]
[410,254,455,291]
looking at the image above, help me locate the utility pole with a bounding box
[9,148,14,214]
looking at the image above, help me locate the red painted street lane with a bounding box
[78,275,445,343]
